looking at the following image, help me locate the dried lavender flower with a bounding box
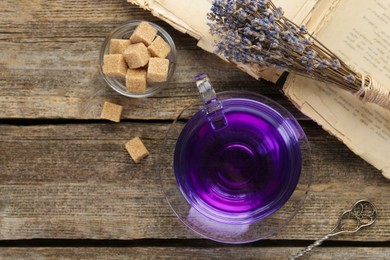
[344,74,356,83]
[208,0,390,110]
[331,59,341,70]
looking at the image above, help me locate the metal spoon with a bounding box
[290,199,377,259]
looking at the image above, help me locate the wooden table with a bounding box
[1,1,389,259]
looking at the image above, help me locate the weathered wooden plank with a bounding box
[0,123,388,240]
[1,182,388,241]
[0,0,302,120]
[0,247,389,260]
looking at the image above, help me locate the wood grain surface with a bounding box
[0,0,389,259]
[0,0,296,120]
[1,123,389,241]
[0,247,389,260]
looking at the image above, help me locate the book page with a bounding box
[274,0,318,22]
[303,0,341,33]
[284,0,390,178]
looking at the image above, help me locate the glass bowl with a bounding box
[159,90,312,244]
[99,20,177,98]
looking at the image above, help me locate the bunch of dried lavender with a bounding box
[207,0,390,110]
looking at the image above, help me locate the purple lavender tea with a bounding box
[174,97,302,224]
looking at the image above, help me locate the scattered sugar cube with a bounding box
[148,36,171,58]
[100,101,123,123]
[123,43,150,69]
[126,69,147,93]
[147,58,169,83]
[109,39,131,54]
[103,54,128,78]
[130,21,157,46]
[125,137,150,163]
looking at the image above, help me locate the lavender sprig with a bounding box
[207,0,381,100]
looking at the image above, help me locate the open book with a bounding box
[128,0,390,179]
[283,0,390,179]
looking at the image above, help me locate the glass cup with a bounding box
[99,20,177,98]
[159,73,311,243]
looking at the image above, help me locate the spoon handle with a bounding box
[289,234,330,260]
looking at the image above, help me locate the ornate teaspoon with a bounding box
[290,200,377,259]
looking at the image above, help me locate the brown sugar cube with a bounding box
[109,39,131,54]
[129,21,157,46]
[102,54,128,78]
[148,36,171,58]
[122,43,150,69]
[100,101,123,123]
[125,137,149,163]
[126,69,147,93]
[147,57,169,83]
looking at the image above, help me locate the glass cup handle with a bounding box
[194,73,227,131]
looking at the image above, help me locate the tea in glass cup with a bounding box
[159,74,311,243]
